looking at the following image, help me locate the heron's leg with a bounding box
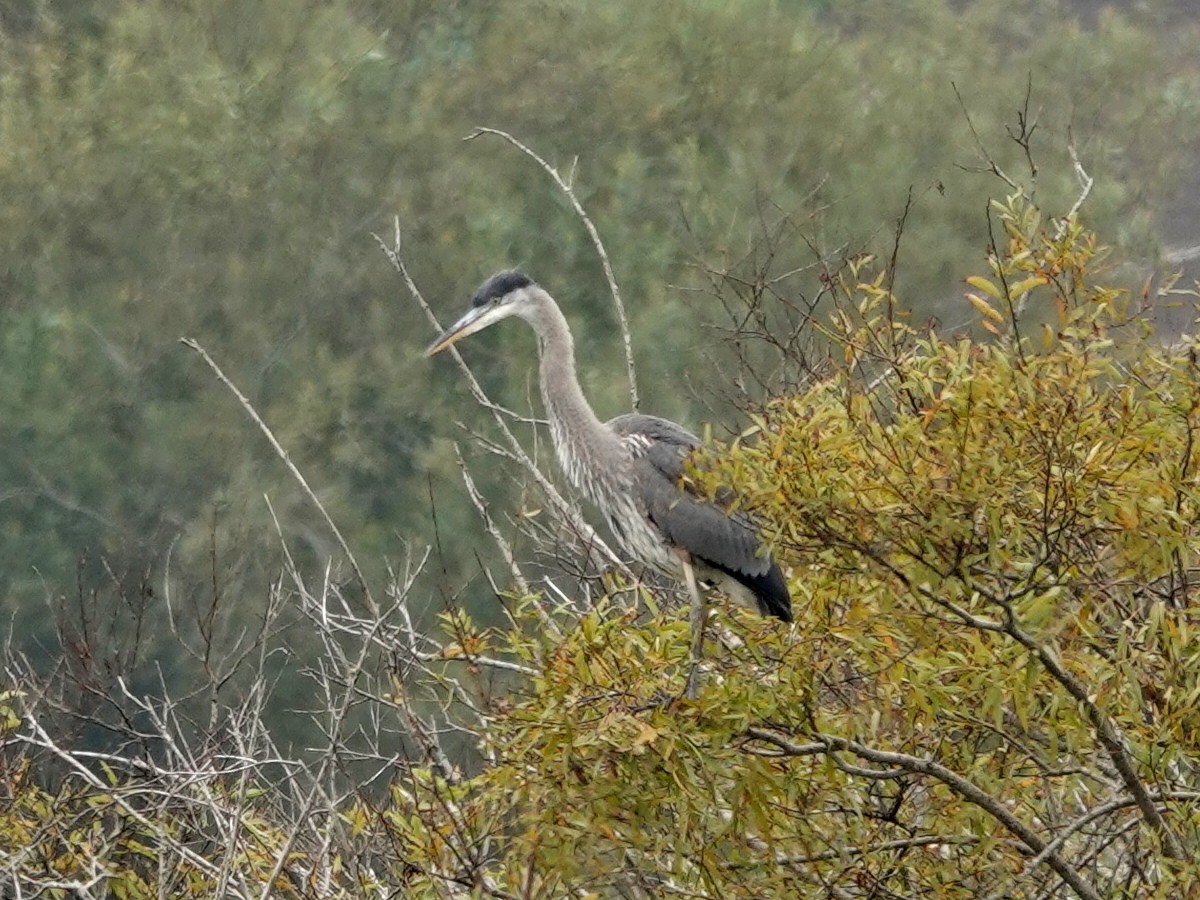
[680,554,707,700]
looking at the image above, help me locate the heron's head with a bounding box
[424,270,538,356]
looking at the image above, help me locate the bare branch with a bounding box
[951,81,1029,202]
[454,443,563,638]
[1057,135,1094,236]
[464,126,639,411]
[179,337,378,618]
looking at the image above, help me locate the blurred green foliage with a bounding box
[1,0,1198,742]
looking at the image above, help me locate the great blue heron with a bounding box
[426,271,792,696]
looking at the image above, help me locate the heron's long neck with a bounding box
[530,292,625,501]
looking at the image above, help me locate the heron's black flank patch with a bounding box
[472,270,533,307]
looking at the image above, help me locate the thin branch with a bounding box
[951,81,1028,202]
[464,126,639,411]
[179,337,377,618]
[745,727,1103,900]
[984,791,1200,900]
[1057,135,1093,237]
[771,834,980,867]
[1000,613,1187,860]
[454,443,562,639]
[20,717,238,893]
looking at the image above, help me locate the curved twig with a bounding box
[745,727,1103,900]
[464,126,639,411]
[179,338,377,618]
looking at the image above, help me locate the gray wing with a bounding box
[606,413,772,579]
[607,413,791,620]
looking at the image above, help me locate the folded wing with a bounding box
[607,414,792,622]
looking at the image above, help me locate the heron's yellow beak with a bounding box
[424,305,492,357]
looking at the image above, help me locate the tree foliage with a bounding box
[5,188,1199,896]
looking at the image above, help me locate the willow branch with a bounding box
[985,791,1200,900]
[465,126,639,411]
[745,727,1102,900]
[772,834,980,867]
[1001,613,1186,860]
